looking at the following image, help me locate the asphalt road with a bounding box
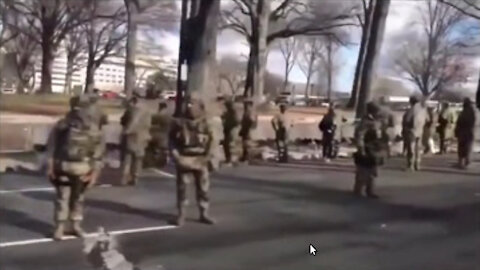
[0,155,479,270]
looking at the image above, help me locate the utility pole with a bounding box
[326,37,332,104]
[175,0,189,116]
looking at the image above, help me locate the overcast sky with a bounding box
[154,0,480,94]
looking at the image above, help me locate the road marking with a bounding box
[149,168,175,178]
[0,184,112,194]
[0,225,177,248]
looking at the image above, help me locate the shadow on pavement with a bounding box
[0,207,52,237]
[22,191,176,225]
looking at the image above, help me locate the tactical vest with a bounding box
[178,119,210,156]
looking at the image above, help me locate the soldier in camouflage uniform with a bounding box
[402,96,427,171]
[437,102,455,154]
[120,97,137,164]
[47,95,105,240]
[239,99,258,163]
[221,98,241,165]
[378,97,395,158]
[170,95,215,226]
[121,99,151,186]
[271,103,289,163]
[454,98,477,169]
[146,102,172,168]
[353,102,383,198]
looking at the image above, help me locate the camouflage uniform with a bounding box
[47,95,105,240]
[170,96,215,226]
[402,97,427,171]
[145,102,172,168]
[121,101,151,185]
[437,103,456,154]
[319,108,337,160]
[454,98,477,169]
[422,107,437,154]
[378,98,395,158]
[221,99,241,164]
[271,103,289,163]
[120,98,137,164]
[353,102,383,198]
[87,90,108,129]
[239,99,258,163]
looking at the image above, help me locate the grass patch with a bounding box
[0,94,123,116]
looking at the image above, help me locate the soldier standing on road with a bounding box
[88,89,108,129]
[437,102,455,154]
[146,102,172,168]
[170,95,215,226]
[318,107,337,162]
[422,107,437,154]
[378,97,395,158]
[239,99,258,163]
[402,96,427,171]
[454,98,477,169]
[353,102,383,198]
[271,103,289,163]
[221,98,241,165]
[121,98,151,186]
[47,95,105,240]
[120,97,137,165]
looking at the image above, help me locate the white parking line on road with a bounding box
[149,168,175,178]
[0,184,112,194]
[0,225,177,248]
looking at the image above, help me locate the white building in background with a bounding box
[33,54,177,93]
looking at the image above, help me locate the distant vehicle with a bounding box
[1,86,16,94]
[161,90,177,100]
[101,90,119,99]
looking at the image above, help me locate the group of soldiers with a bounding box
[45,89,477,240]
[353,96,478,198]
[46,91,260,240]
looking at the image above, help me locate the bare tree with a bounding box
[9,29,38,93]
[438,0,480,109]
[64,29,86,94]
[221,0,357,101]
[218,56,247,96]
[0,0,18,48]
[298,37,322,100]
[347,0,374,109]
[318,36,341,103]
[123,0,178,98]
[278,36,298,92]
[7,0,87,94]
[394,1,470,98]
[82,1,126,93]
[355,0,390,119]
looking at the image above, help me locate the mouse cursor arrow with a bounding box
[309,244,316,256]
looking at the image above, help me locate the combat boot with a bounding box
[175,208,186,226]
[199,209,216,225]
[72,221,86,238]
[53,221,65,241]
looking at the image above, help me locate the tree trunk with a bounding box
[84,58,96,94]
[304,74,311,101]
[186,0,220,103]
[124,0,138,99]
[476,69,480,110]
[243,44,255,97]
[283,59,289,92]
[355,0,390,119]
[252,0,270,104]
[64,55,74,95]
[16,79,25,94]
[347,0,375,109]
[39,41,54,94]
[326,38,332,103]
